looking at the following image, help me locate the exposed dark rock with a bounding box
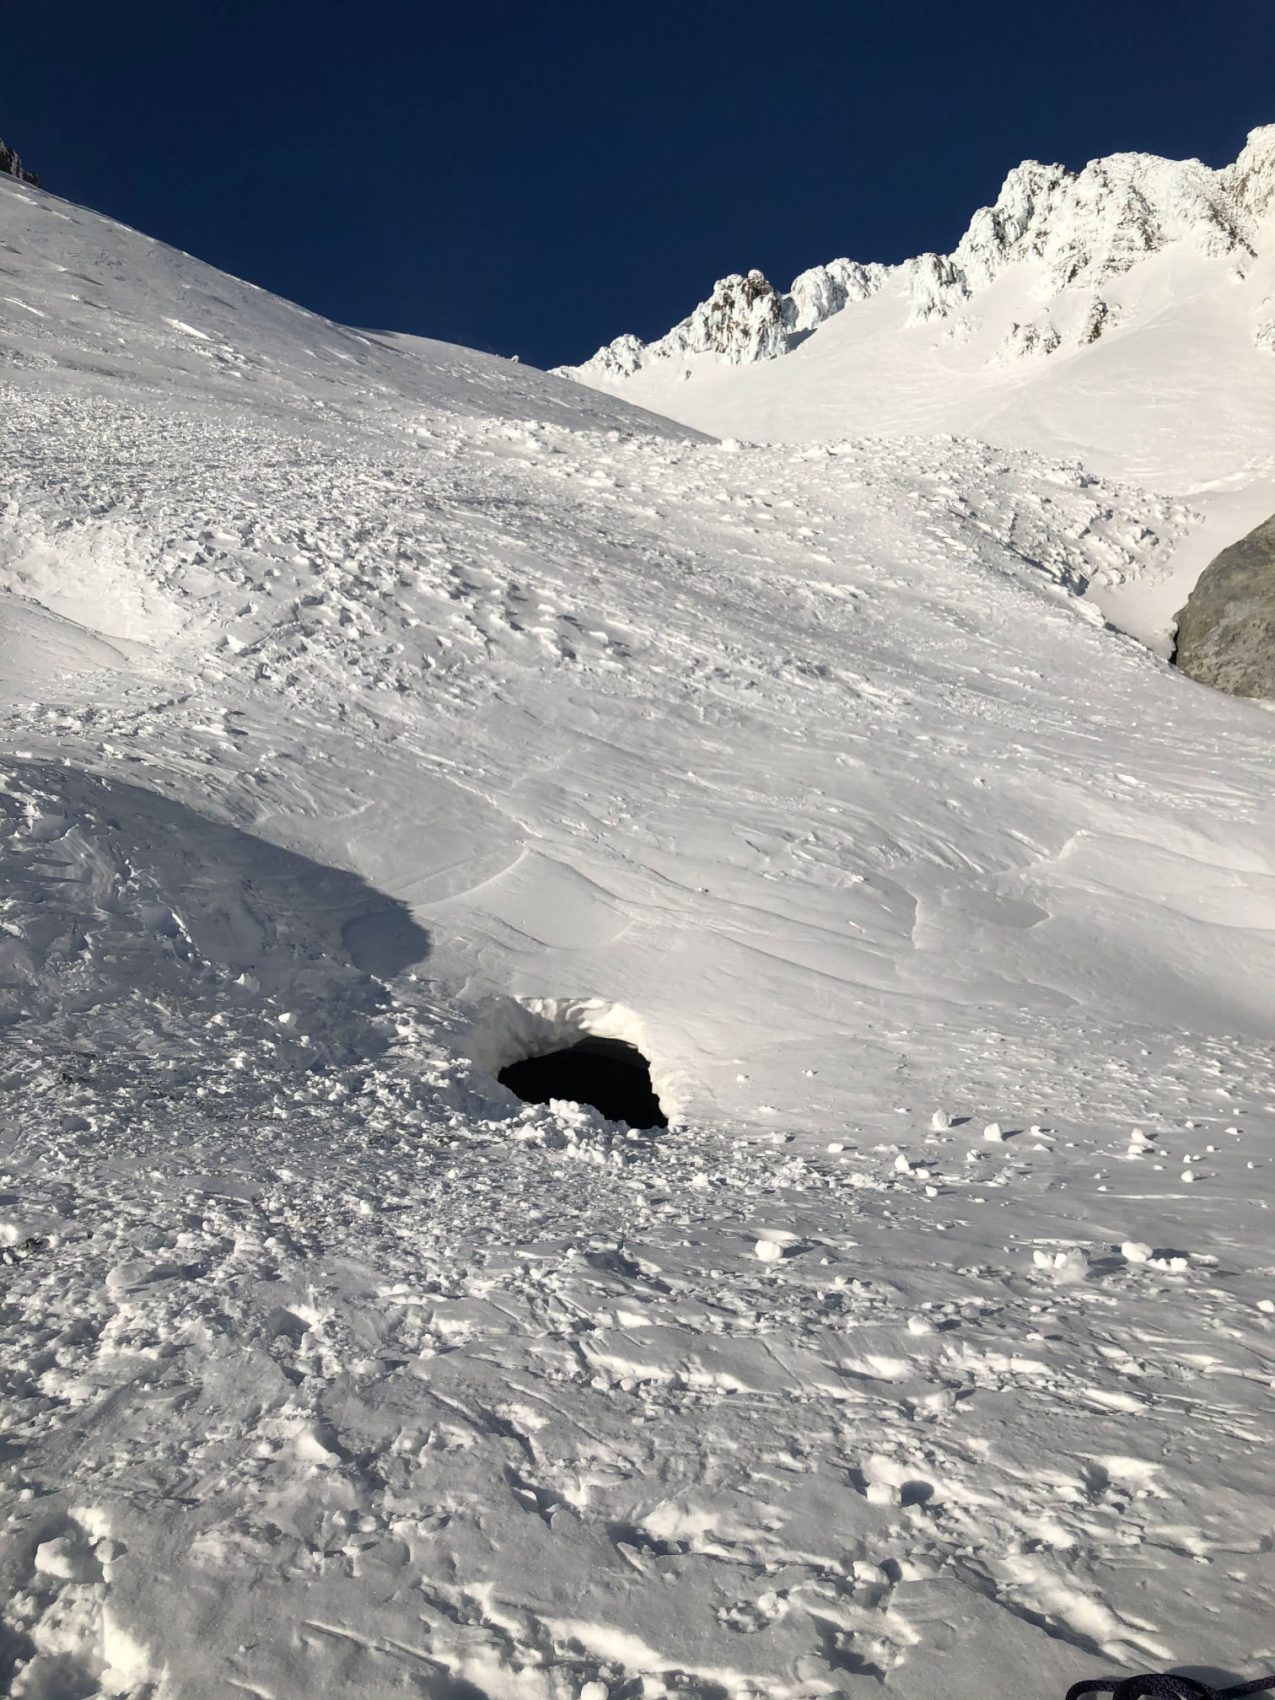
[1174,512,1275,700]
[1080,297,1112,344]
[0,139,40,188]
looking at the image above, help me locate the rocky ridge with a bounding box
[562,125,1275,381]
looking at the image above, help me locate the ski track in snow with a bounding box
[1,176,1275,1700]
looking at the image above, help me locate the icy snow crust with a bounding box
[3,176,1275,1700]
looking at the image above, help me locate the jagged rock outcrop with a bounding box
[1174,512,1275,700]
[998,316,1062,361]
[950,150,1252,298]
[575,265,870,382]
[691,270,788,363]
[561,125,1275,383]
[1227,123,1275,220]
[570,260,890,382]
[0,139,40,188]
[905,252,969,324]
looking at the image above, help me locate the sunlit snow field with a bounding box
[2,174,1275,1700]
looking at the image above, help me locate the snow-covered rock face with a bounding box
[786,256,886,331]
[562,125,1275,382]
[583,268,796,378]
[951,150,1253,298]
[689,269,787,363]
[576,261,891,379]
[578,261,897,379]
[905,251,969,324]
[1227,123,1275,220]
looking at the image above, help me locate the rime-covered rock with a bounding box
[579,269,793,379]
[570,260,893,379]
[998,316,1062,361]
[1174,512,1275,700]
[950,150,1252,299]
[688,270,788,363]
[785,258,886,332]
[1226,124,1275,221]
[905,252,970,324]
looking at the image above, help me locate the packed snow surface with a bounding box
[2,170,1275,1700]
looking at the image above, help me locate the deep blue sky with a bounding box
[8,1,1274,369]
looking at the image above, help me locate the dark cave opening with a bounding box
[498,1036,668,1130]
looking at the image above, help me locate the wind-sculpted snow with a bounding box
[3,167,1275,1700]
[0,176,693,441]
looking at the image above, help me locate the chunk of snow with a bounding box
[1034,1247,1089,1283]
[865,1480,901,1506]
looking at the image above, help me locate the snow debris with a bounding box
[1033,1247,1090,1283]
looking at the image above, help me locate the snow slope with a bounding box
[560,129,1275,646]
[3,174,1275,1700]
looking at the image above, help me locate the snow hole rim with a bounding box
[463,995,676,1130]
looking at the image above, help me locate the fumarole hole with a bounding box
[498,1036,668,1130]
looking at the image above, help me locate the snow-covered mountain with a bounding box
[566,127,1275,381]
[3,158,1275,1700]
[560,128,1275,649]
